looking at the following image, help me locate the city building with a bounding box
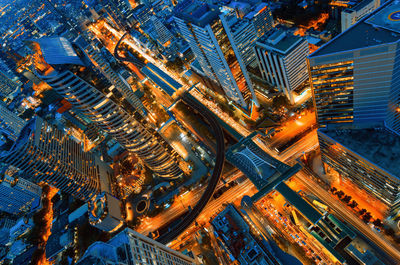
[76,228,197,265]
[88,192,124,233]
[0,102,26,141]
[220,10,259,68]
[148,16,174,47]
[0,71,21,98]
[245,2,274,38]
[0,217,16,246]
[308,0,400,132]
[103,0,135,30]
[318,128,400,212]
[0,170,41,215]
[29,37,182,179]
[74,35,146,116]
[174,0,259,112]
[132,4,154,26]
[0,116,113,201]
[255,30,309,103]
[341,0,380,32]
[9,217,34,242]
[211,204,282,264]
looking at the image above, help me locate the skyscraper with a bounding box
[174,0,259,111]
[76,228,197,265]
[309,0,400,212]
[30,37,182,179]
[220,10,258,67]
[308,0,400,132]
[0,117,112,201]
[0,102,26,141]
[148,16,174,46]
[255,30,309,103]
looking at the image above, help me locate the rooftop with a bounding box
[34,37,85,66]
[174,0,219,27]
[142,63,182,96]
[256,29,304,55]
[322,128,400,177]
[275,182,323,224]
[310,0,400,57]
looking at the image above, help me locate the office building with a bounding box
[133,4,154,26]
[318,128,400,212]
[220,10,258,67]
[0,102,26,141]
[174,0,259,111]
[76,228,197,265]
[308,0,400,133]
[0,217,16,246]
[30,37,182,179]
[148,16,174,46]
[255,30,309,103]
[309,0,400,212]
[341,0,380,32]
[103,0,134,30]
[211,204,282,264]
[0,116,112,201]
[245,2,274,38]
[0,170,41,215]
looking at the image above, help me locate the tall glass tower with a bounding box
[174,0,258,111]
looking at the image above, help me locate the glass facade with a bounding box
[211,20,251,103]
[310,61,355,127]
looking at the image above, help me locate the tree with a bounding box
[362,212,372,223]
[359,209,367,215]
[342,195,352,204]
[330,187,337,194]
[165,58,184,73]
[373,219,382,227]
[336,190,344,199]
[385,227,395,236]
[272,95,290,110]
[348,200,358,208]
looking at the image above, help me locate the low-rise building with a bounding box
[341,0,380,32]
[211,204,282,264]
[88,192,124,233]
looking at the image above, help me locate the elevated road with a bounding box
[156,93,225,244]
[114,34,226,244]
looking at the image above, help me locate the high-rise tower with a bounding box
[174,0,259,111]
[30,37,182,179]
[0,117,112,201]
[309,0,400,212]
[308,0,400,132]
